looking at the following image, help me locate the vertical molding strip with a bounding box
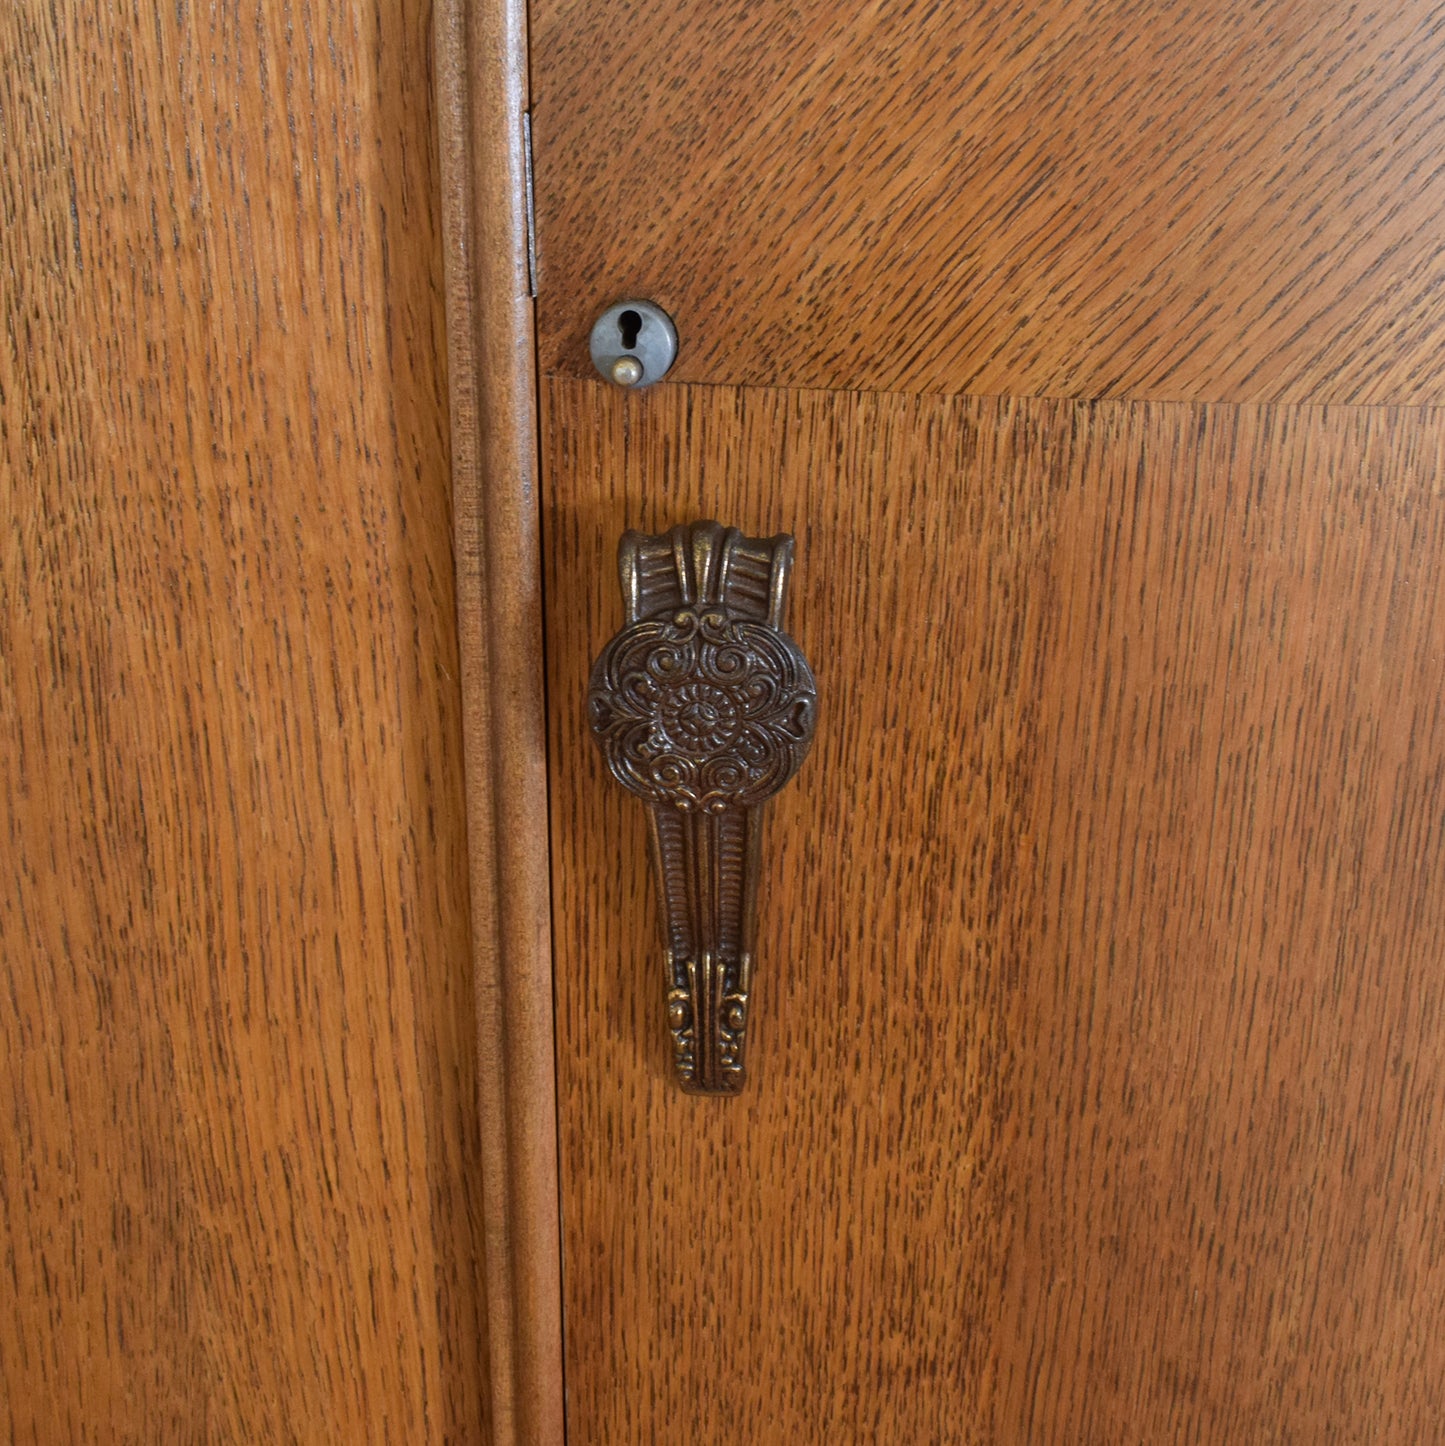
[435,1,565,1442]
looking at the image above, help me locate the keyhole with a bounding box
[618,310,643,349]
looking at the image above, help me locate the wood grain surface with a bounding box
[1,2,487,1440]
[435,0,565,1441]
[532,0,1445,403]
[543,376,1445,1443]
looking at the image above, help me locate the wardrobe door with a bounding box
[1,3,486,1438]
[533,2,1445,1439]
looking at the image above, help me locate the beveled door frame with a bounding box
[435,1,565,1442]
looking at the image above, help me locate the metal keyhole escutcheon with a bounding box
[589,299,678,388]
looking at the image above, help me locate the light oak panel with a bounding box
[0,1,485,1439]
[533,0,1445,403]
[543,375,1445,1443]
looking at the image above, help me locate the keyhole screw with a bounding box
[610,356,644,387]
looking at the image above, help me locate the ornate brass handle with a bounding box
[588,521,817,1094]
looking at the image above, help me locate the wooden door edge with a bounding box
[435,2,565,1443]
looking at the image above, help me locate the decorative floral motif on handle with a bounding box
[588,604,817,813]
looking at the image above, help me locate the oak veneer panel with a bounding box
[1,2,485,1440]
[533,0,1445,403]
[544,375,1445,1443]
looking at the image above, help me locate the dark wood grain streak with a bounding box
[0,1,487,1438]
[543,376,1445,1444]
[532,0,1445,404]
[436,0,566,1442]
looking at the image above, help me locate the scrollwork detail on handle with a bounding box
[588,521,817,1094]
